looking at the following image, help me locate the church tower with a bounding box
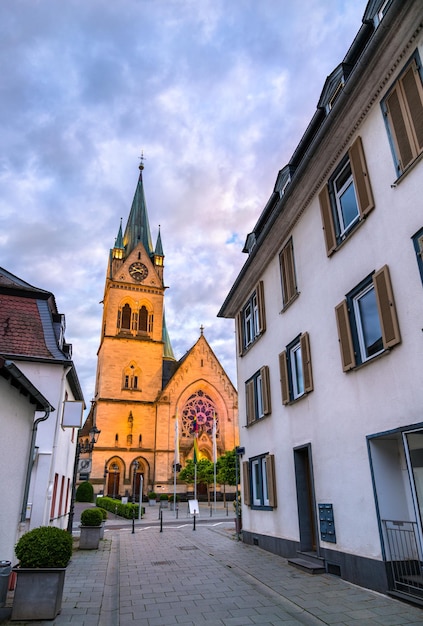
[87,162,238,501]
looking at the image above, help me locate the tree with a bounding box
[179,458,215,502]
[216,449,237,504]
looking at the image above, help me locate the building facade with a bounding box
[219,0,423,602]
[88,164,238,500]
[0,268,85,542]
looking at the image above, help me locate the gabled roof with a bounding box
[123,164,154,258]
[0,356,54,412]
[0,267,85,403]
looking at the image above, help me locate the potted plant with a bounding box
[11,526,73,620]
[148,491,157,505]
[159,493,169,508]
[79,507,103,550]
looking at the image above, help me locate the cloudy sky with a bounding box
[0,0,368,406]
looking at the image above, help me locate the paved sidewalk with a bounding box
[2,503,423,625]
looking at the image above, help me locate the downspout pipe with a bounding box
[20,409,52,523]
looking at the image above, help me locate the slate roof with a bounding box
[0,267,85,402]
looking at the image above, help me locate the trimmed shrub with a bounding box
[96,497,142,519]
[15,526,73,568]
[159,494,168,501]
[75,481,94,503]
[80,508,103,527]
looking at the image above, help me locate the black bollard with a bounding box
[132,509,135,534]
[193,513,196,531]
[160,509,163,532]
[176,506,179,519]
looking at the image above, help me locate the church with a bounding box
[85,162,238,500]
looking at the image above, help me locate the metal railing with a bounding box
[383,519,423,598]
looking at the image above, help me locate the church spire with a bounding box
[162,308,175,360]
[123,160,154,258]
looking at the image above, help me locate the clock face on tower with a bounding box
[129,262,148,282]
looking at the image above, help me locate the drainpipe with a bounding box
[20,409,51,523]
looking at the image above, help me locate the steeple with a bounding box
[154,225,165,281]
[123,162,154,258]
[112,218,124,260]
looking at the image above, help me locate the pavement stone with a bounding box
[1,503,423,625]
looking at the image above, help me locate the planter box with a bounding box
[11,567,66,620]
[79,525,101,550]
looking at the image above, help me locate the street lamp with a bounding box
[112,463,119,499]
[132,460,139,503]
[67,425,101,533]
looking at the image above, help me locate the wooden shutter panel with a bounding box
[319,186,337,256]
[261,365,271,415]
[242,461,251,506]
[279,350,290,405]
[256,281,266,333]
[373,265,401,349]
[386,84,414,172]
[401,61,423,154]
[266,454,277,508]
[335,300,356,371]
[236,312,243,356]
[300,332,313,394]
[349,136,374,218]
[245,379,255,425]
[280,239,297,305]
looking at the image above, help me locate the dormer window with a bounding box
[318,64,349,115]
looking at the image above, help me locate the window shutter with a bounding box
[335,300,356,371]
[242,461,251,506]
[373,265,401,349]
[236,312,243,356]
[266,454,277,508]
[280,239,297,306]
[349,136,374,218]
[260,365,271,415]
[256,281,266,333]
[319,186,337,256]
[402,61,423,155]
[300,332,313,394]
[386,83,414,172]
[245,379,255,425]
[279,350,290,405]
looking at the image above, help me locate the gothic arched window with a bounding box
[139,306,148,331]
[121,303,131,329]
[181,390,218,439]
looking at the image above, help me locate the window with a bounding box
[236,281,266,354]
[245,366,271,425]
[122,362,141,391]
[412,228,423,286]
[117,301,154,336]
[320,136,374,256]
[279,332,313,404]
[280,238,298,308]
[382,53,423,177]
[335,265,401,371]
[243,454,277,509]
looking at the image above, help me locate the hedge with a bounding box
[96,496,143,519]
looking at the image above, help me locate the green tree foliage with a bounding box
[216,449,237,486]
[179,458,214,486]
[75,481,94,503]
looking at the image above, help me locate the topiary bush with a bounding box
[75,481,94,503]
[15,526,73,568]
[80,507,103,527]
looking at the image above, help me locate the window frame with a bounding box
[335,265,401,371]
[412,227,423,286]
[279,332,313,405]
[243,454,277,510]
[320,136,374,256]
[381,52,423,177]
[245,366,271,425]
[236,281,266,355]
